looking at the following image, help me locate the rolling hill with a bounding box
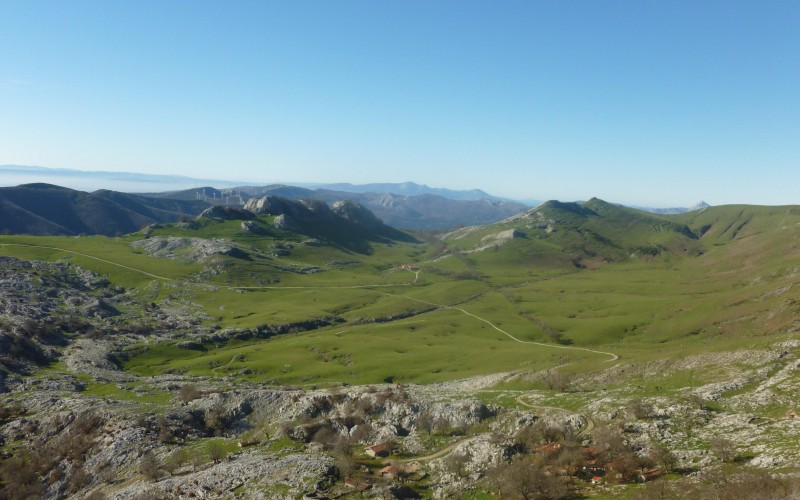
[0,184,209,236]
[442,197,703,270]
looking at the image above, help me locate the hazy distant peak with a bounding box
[632,201,711,215]
[313,181,497,201]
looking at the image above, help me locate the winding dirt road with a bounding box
[374,290,619,362]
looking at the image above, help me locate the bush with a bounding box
[627,398,655,420]
[709,436,736,463]
[490,456,569,499]
[163,448,188,474]
[177,385,202,404]
[207,441,227,463]
[542,370,572,392]
[204,403,228,436]
[140,451,161,481]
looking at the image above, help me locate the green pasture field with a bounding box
[2,202,799,388]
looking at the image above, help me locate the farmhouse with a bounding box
[364,443,392,458]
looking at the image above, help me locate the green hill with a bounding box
[442,198,702,272]
[0,197,798,385]
[0,183,208,236]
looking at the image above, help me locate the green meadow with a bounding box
[2,202,798,388]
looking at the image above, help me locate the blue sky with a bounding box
[1,1,798,206]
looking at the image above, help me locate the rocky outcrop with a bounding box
[131,236,250,261]
[198,206,254,220]
[245,195,386,229]
[240,220,268,234]
[331,200,383,228]
[244,196,311,218]
[273,214,301,232]
[112,452,335,499]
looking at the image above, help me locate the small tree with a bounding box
[157,415,173,443]
[312,426,339,449]
[207,441,227,464]
[140,451,161,481]
[608,452,642,483]
[491,456,568,500]
[204,403,228,436]
[445,451,472,478]
[416,411,434,435]
[709,437,736,463]
[543,370,572,392]
[592,424,628,463]
[648,444,677,473]
[163,448,188,474]
[334,451,355,480]
[627,398,655,420]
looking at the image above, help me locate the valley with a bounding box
[0,196,799,499]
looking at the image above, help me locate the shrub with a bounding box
[140,451,161,481]
[207,441,227,463]
[163,448,188,474]
[709,436,736,463]
[177,385,202,404]
[627,398,655,420]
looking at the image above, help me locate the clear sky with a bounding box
[1,1,798,206]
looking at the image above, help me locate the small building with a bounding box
[365,443,392,458]
[591,476,603,484]
[637,469,663,483]
[379,465,402,479]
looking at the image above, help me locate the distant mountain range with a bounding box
[0,165,518,203]
[0,184,207,236]
[632,201,711,214]
[0,165,716,235]
[0,181,528,236]
[146,184,528,231]
[306,181,502,202]
[0,164,248,193]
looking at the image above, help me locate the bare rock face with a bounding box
[273,214,301,232]
[299,199,333,218]
[331,200,383,228]
[244,195,304,217]
[241,220,268,234]
[131,237,250,261]
[198,206,255,220]
[245,196,384,230]
[112,453,336,499]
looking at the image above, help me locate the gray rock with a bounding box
[241,220,269,234]
[199,206,255,220]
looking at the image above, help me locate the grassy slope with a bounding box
[1,203,798,387]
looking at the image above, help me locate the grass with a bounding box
[123,305,581,385]
[3,202,799,388]
[82,381,173,405]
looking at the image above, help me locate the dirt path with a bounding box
[0,243,175,281]
[375,291,619,362]
[4,243,619,363]
[398,436,478,463]
[211,354,244,375]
